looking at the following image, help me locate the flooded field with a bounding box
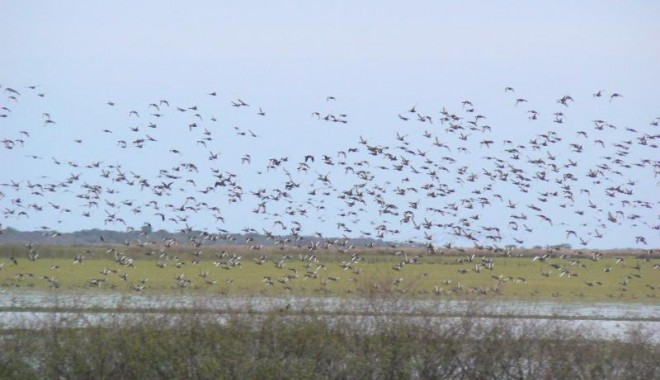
[2,290,658,342]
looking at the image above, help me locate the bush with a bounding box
[0,306,657,379]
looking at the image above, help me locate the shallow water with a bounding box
[1,290,658,318]
[1,290,658,342]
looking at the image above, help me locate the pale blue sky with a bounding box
[1,1,658,248]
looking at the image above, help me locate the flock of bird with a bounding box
[0,83,658,258]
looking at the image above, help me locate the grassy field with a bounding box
[1,244,658,302]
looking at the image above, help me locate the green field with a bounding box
[1,244,658,302]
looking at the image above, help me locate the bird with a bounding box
[0,81,656,302]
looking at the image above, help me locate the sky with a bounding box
[1,1,659,249]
